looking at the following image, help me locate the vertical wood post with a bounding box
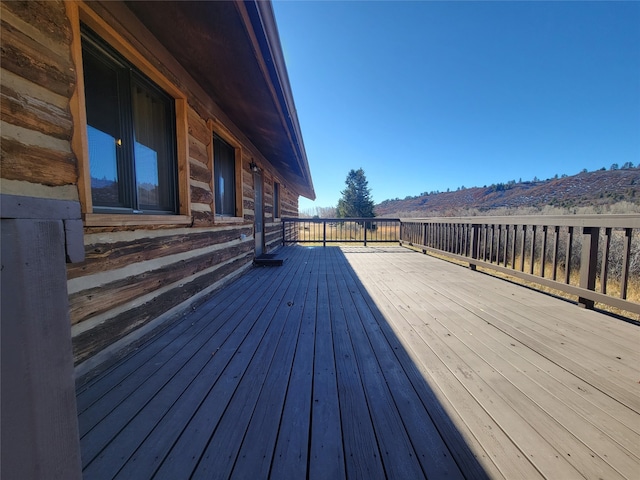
[620,228,632,300]
[1,196,84,480]
[529,225,537,274]
[552,226,560,280]
[578,226,599,309]
[600,228,611,294]
[540,226,548,278]
[323,220,327,247]
[282,219,286,246]
[470,224,480,270]
[519,225,526,272]
[422,223,427,254]
[364,221,368,246]
[565,227,574,285]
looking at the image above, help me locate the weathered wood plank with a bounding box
[75,263,265,411]
[187,105,211,146]
[0,18,75,98]
[1,1,72,47]
[151,250,305,479]
[76,246,640,479]
[189,135,209,165]
[228,252,314,479]
[67,226,252,279]
[189,183,213,205]
[332,251,427,479]
[81,249,304,478]
[1,135,77,186]
[326,249,386,479]
[304,250,347,480]
[189,158,211,184]
[69,242,252,324]
[337,250,467,479]
[72,253,252,364]
[1,70,72,140]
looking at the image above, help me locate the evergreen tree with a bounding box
[336,168,375,218]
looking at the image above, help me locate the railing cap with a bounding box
[400,214,640,229]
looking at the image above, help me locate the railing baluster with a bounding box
[552,226,559,281]
[529,225,537,275]
[600,227,611,294]
[541,225,548,278]
[621,228,632,300]
[519,225,526,272]
[565,226,573,285]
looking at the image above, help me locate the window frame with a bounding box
[68,2,191,227]
[208,120,244,222]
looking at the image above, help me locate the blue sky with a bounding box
[272,1,640,211]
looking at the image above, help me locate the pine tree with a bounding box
[336,168,375,218]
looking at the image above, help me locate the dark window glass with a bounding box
[214,135,236,216]
[82,26,177,214]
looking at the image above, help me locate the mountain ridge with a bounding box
[375,168,640,217]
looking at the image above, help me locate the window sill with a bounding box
[215,215,246,225]
[84,213,192,227]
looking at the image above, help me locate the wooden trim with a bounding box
[84,213,192,227]
[175,98,191,216]
[66,1,92,214]
[68,1,190,223]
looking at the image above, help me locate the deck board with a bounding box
[77,246,640,479]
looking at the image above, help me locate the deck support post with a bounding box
[578,226,599,309]
[1,195,84,480]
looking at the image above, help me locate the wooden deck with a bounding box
[76,246,640,479]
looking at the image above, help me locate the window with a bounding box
[81,26,178,215]
[273,182,281,219]
[213,134,237,216]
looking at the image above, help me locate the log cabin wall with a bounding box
[1,0,303,366]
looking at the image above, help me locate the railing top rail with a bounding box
[400,214,640,229]
[283,217,401,223]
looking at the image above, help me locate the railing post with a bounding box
[282,219,286,246]
[364,221,368,247]
[470,224,480,270]
[399,221,403,246]
[578,226,599,309]
[323,220,327,247]
[422,223,427,254]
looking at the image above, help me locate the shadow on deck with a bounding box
[76,246,640,479]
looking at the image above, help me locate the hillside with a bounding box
[375,168,640,217]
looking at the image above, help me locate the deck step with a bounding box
[254,254,284,266]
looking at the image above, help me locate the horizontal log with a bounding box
[0,19,75,98]
[67,225,253,279]
[190,183,213,205]
[189,159,211,184]
[1,82,72,140]
[69,240,254,324]
[187,106,210,146]
[72,253,252,364]
[1,136,76,186]
[1,0,72,46]
[191,210,215,227]
[189,135,208,165]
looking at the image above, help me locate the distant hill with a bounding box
[375,168,640,217]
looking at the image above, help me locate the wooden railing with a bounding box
[282,217,400,246]
[399,215,640,315]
